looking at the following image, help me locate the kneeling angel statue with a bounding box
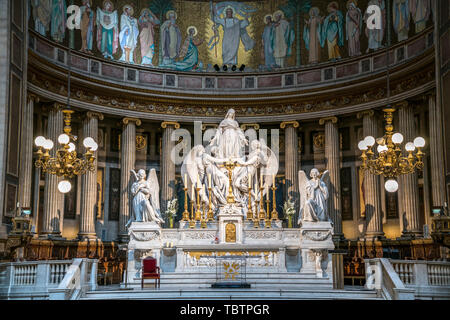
[298,168,330,224]
[126,168,164,227]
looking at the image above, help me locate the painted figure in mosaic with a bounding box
[50,0,67,43]
[128,169,164,226]
[346,0,362,57]
[303,7,323,64]
[393,0,410,42]
[262,14,276,68]
[160,10,182,65]
[165,26,204,71]
[138,8,160,66]
[212,3,256,66]
[119,5,139,64]
[409,0,430,33]
[365,0,385,53]
[272,10,295,68]
[298,169,330,223]
[31,0,51,36]
[321,1,344,61]
[80,0,95,54]
[96,0,119,59]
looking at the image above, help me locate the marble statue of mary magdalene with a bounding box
[210,109,248,160]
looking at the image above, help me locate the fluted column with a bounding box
[397,103,422,236]
[357,110,384,238]
[161,121,180,215]
[428,93,446,208]
[18,94,37,208]
[40,105,64,237]
[78,111,104,239]
[119,117,141,241]
[319,117,343,239]
[280,121,300,219]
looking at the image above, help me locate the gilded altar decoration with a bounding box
[313,132,325,150]
[136,134,147,151]
[223,262,240,280]
[225,223,236,242]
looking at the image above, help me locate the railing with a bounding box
[365,258,450,300]
[0,259,97,300]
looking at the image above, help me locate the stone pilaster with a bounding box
[428,93,446,208]
[280,121,300,220]
[319,117,343,239]
[18,94,37,208]
[357,110,384,238]
[78,112,104,239]
[119,117,141,242]
[40,104,64,237]
[161,121,180,215]
[397,103,422,237]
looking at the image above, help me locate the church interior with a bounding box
[0,0,449,300]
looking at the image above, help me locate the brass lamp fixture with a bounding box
[34,47,98,194]
[358,107,425,192]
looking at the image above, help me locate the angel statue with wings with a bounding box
[127,168,164,227]
[298,168,330,223]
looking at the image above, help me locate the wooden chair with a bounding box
[141,257,160,289]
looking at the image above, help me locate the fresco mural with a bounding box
[29,0,433,71]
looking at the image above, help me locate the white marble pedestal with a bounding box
[299,221,334,278]
[217,204,244,244]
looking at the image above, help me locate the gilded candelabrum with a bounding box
[34,110,97,179]
[182,187,190,221]
[219,159,240,204]
[200,203,207,229]
[265,196,271,228]
[195,186,202,221]
[271,184,278,221]
[258,186,266,221]
[359,108,425,179]
[247,185,253,221]
[189,199,195,229]
[207,187,214,221]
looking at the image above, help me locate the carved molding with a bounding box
[245,231,278,240]
[130,230,160,241]
[301,230,332,241]
[86,111,104,121]
[280,121,300,129]
[184,231,215,240]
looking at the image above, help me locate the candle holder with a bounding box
[247,185,253,221]
[207,187,214,221]
[182,187,190,221]
[189,199,195,229]
[258,186,266,221]
[265,198,272,228]
[194,186,202,221]
[200,203,207,229]
[271,185,278,220]
[253,214,260,228]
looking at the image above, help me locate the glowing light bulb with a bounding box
[414,137,425,148]
[58,134,70,145]
[34,136,46,147]
[364,136,376,147]
[68,143,76,152]
[43,139,54,150]
[358,140,368,151]
[58,180,72,193]
[83,137,95,149]
[90,141,98,152]
[392,133,404,144]
[405,142,415,152]
[385,179,398,192]
[377,145,388,153]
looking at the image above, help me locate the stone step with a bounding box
[82,288,382,300]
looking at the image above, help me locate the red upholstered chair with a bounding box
[141,257,160,289]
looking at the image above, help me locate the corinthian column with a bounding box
[119,117,141,242]
[397,103,422,237]
[319,116,343,239]
[428,93,446,208]
[357,110,384,238]
[40,104,64,237]
[78,112,104,240]
[280,121,300,220]
[161,121,180,215]
[18,94,37,209]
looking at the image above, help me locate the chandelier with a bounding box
[358,107,425,192]
[33,47,98,193]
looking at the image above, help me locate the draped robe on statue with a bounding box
[50,0,67,43]
[321,10,344,60]
[303,11,322,64]
[80,3,95,52]
[213,16,254,65]
[272,18,294,68]
[262,23,276,67]
[365,0,385,51]
[96,8,119,59]
[139,13,159,65]
[393,0,410,42]
[211,117,247,160]
[409,0,430,33]
[119,13,139,63]
[346,3,362,57]
[302,179,329,222]
[32,0,51,36]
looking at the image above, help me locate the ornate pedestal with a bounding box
[299,221,334,278]
[217,204,244,244]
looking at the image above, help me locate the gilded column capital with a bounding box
[161,121,180,129]
[280,121,299,129]
[27,93,39,103]
[86,111,104,121]
[123,117,142,126]
[52,102,66,111]
[392,101,408,110]
[356,110,375,119]
[202,123,218,131]
[319,116,338,125]
[241,123,260,130]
